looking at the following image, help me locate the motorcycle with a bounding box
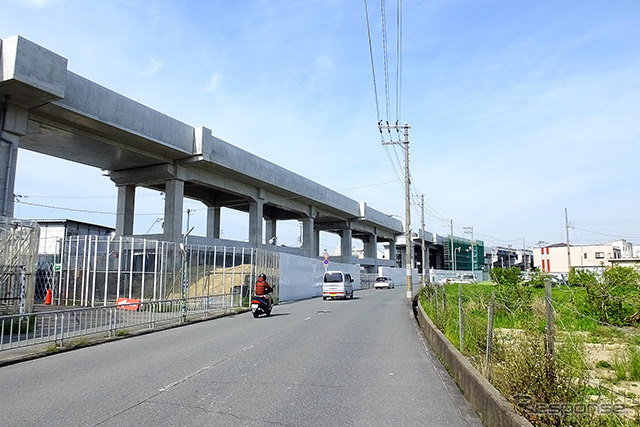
[251,293,273,318]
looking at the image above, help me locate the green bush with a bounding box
[523,269,549,289]
[491,266,522,286]
[570,268,598,288]
[491,267,533,312]
[584,265,640,326]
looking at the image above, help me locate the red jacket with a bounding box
[255,277,273,295]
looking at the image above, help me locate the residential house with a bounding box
[534,242,623,274]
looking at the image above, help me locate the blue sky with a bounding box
[3,0,640,251]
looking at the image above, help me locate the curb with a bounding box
[0,307,250,367]
[413,296,532,427]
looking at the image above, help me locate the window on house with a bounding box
[584,253,587,259]
[595,252,604,259]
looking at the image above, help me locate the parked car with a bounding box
[322,271,354,300]
[453,273,477,284]
[374,276,395,289]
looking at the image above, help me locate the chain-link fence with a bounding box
[419,278,640,426]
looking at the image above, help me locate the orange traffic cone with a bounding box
[44,289,52,305]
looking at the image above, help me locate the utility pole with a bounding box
[565,208,571,272]
[180,226,194,323]
[380,122,412,299]
[185,209,192,244]
[421,194,426,286]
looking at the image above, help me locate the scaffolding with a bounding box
[0,217,39,314]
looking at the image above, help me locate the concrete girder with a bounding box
[24,115,181,171]
[107,163,184,187]
[0,36,67,109]
[1,35,405,266]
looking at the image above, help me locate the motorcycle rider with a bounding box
[255,273,274,310]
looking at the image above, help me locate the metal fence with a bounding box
[0,235,280,352]
[52,236,279,307]
[0,294,235,351]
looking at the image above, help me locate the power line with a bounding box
[395,0,403,122]
[363,0,382,134]
[380,0,391,125]
[15,198,202,217]
[337,180,399,192]
[572,226,640,240]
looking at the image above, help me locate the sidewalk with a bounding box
[0,303,249,367]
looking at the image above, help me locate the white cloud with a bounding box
[203,73,220,93]
[139,56,163,77]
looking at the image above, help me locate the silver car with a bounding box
[374,276,395,289]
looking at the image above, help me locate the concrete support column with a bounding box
[388,238,397,265]
[265,219,277,245]
[340,228,352,263]
[364,233,378,260]
[164,179,184,242]
[314,229,321,257]
[425,247,430,271]
[115,184,136,236]
[0,133,19,217]
[206,205,221,239]
[0,103,28,217]
[302,217,315,257]
[249,198,264,245]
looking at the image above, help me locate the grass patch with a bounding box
[590,325,628,344]
[630,346,640,381]
[66,338,90,348]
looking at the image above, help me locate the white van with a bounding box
[322,271,354,300]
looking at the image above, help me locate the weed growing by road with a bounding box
[419,279,640,426]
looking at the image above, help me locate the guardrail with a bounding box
[0,293,238,351]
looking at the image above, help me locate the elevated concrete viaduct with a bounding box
[0,35,402,270]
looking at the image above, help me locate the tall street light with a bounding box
[463,226,474,272]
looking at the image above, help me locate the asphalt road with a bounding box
[0,288,482,426]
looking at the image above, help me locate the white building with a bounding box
[534,241,627,274]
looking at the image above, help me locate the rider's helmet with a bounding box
[259,273,267,281]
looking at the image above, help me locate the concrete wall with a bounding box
[414,300,532,427]
[378,266,420,287]
[279,252,359,301]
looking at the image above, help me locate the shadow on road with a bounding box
[252,312,291,318]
